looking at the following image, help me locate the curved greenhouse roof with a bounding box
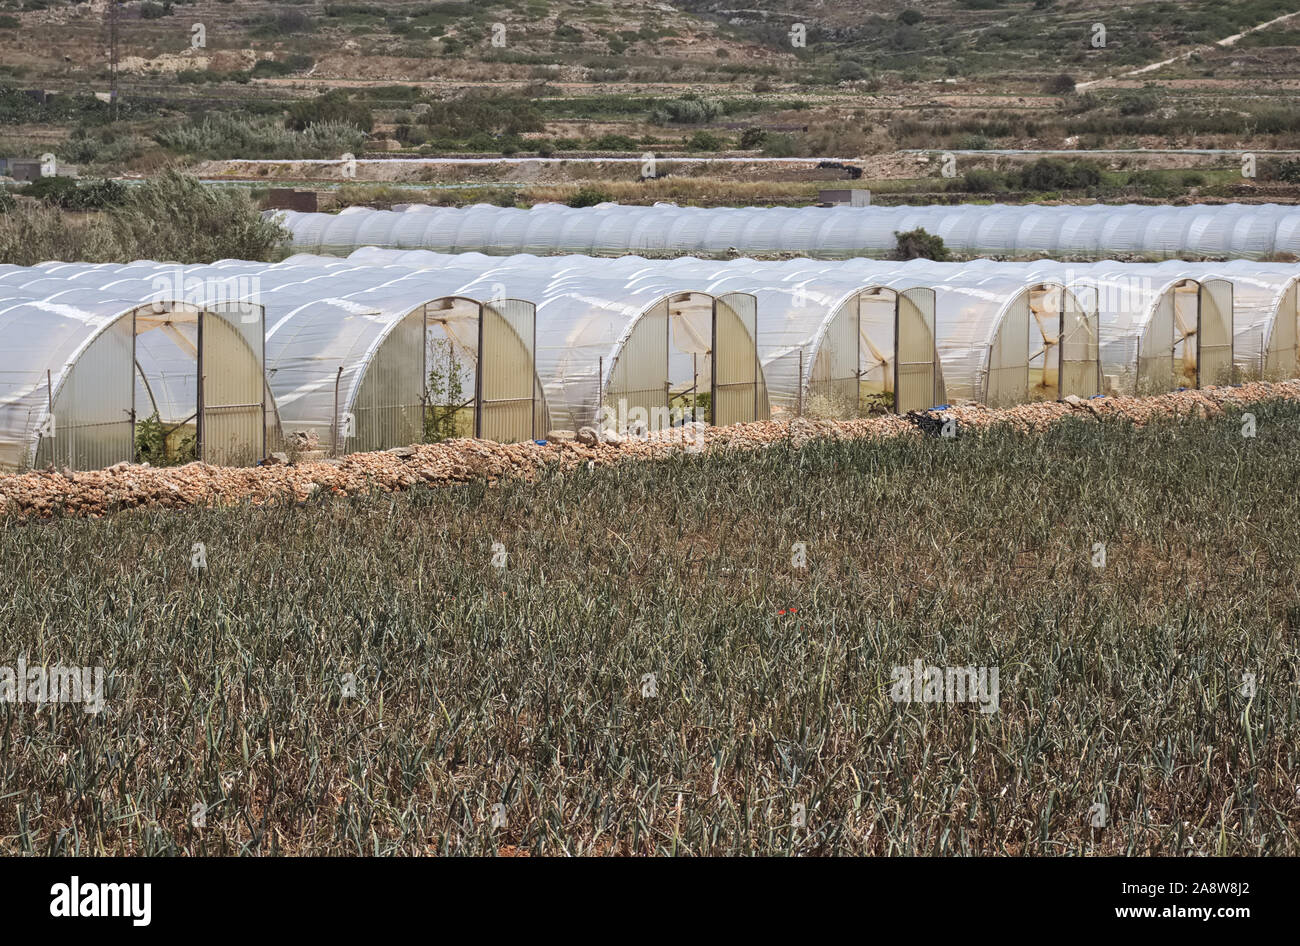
[0,274,271,470]
[274,202,1300,261]
[335,249,1102,408]
[1,261,550,450]
[955,259,1299,391]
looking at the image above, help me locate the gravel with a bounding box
[2,381,1292,519]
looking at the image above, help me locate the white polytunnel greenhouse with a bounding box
[288,249,771,433]
[0,260,550,454]
[0,265,271,471]
[272,202,1300,261]
[394,257,765,433]
[954,259,1248,393]
[339,249,1099,412]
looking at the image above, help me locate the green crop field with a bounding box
[2,401,1297,855]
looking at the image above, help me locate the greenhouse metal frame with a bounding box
[965,261,1237,394]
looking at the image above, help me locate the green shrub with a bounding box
[1013,158,1101,191]
[24,176,127,211]
[892,227,950,261]
[285,90,372,133]
[649,96,724,125]
[156,112,365,160]
[761,133,799,157]
[0,171,288,265]
[567,186,613,207]
[589,133,638,150]
[686,130,724,151]
[420,92,544,139]
[960,168,1005,193]
[1275,159,1300,183]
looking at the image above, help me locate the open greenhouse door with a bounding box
[607,298,669,426]
[477,298,538,442]
[199,301,267,466]
[1264,281,1298,381]
[711,292,762,425]
[1138,293,1176,394]
[1197,279,1234,387]
[35,315,136,470]
[894,287,937,413]
[1058,292,1100,399]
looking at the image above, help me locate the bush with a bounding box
[420,92,544,139]
[589,133,638,150]
[649,96,724,124]
[960,168,1005,193]
[1013,158,1101,191]
[1047,74,1076,95]
[686,131,724,151]
[567,186,613,208]
[892,227,950,261]
[1118,89,1160,116]
[24,176,127,211]
[155,112,365,160]
[761,133,798,157]
[285,90,372,133]
[1276,159,1300,183]
[0,171,288,265]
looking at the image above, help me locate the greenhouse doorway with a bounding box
[416,297,546,448]
[805,286,943,416]
[711,292,768,425]
[605,290,769,435]
[1028,284,1100,400]
[36,301,267,470]
[1139,279,1234,392]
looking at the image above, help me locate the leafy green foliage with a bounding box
[285,90,373,134]
[155,112,365,160]
[424,338,466,443]
[892,227,950,261]
[3,404,1300,853]
[0,171,288,265]
[134,412,195,467]
[22,176,126,210]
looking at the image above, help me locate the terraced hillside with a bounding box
[1,2,1299,204]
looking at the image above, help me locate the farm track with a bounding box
[3,381,1291,520]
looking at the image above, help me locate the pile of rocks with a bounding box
[1,381,1293,519]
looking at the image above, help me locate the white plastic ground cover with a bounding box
[272,202,1300,260]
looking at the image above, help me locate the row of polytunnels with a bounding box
[276,202,1300,261]
[0,254,1296,470]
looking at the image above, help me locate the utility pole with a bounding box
[108,0,120,121]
